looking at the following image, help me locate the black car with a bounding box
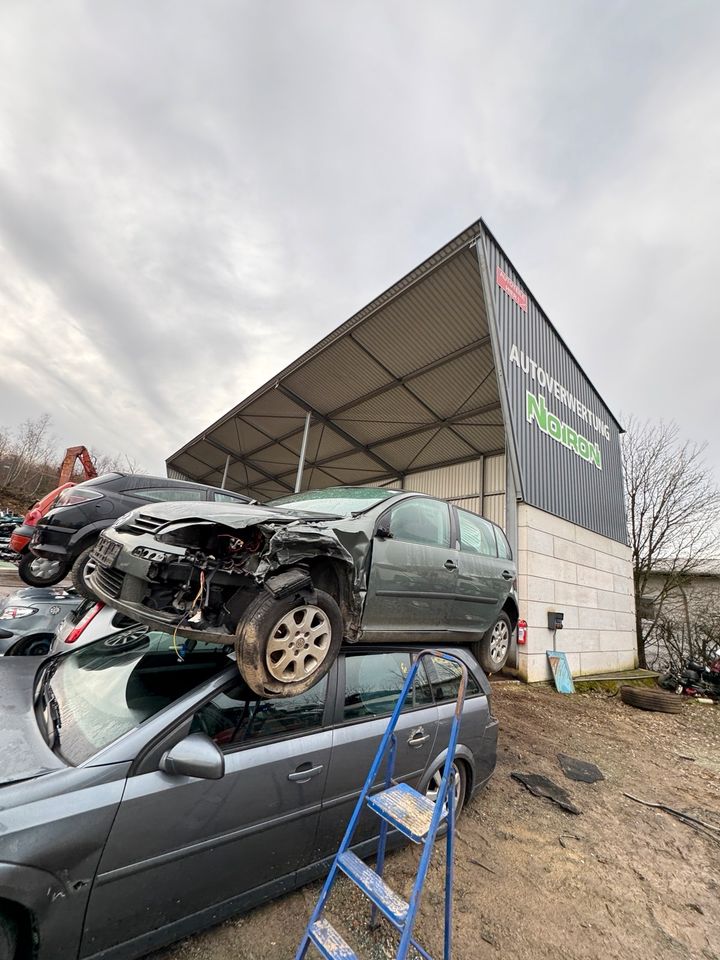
[28,474,251,596]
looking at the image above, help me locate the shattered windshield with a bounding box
[266,487,397,517]
[40,631,229,765]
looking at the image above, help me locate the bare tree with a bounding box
[622,417,720,667]
[92,451,145,476]
[3,414,56,490]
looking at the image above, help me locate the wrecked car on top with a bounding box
[87,487,519,698]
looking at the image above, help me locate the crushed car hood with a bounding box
[130,499,340,534]
[0,658,65,785]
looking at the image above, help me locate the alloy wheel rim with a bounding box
[266,604,331,682]
[426,764,462,810]
[30,557,61,580]
[489,619,510,663]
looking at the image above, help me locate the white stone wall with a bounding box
[516,503,637,682]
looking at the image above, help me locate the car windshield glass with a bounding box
[41,631,229,765]
[266,487,397,516]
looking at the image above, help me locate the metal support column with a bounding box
[294,412,312,493]
[220,454,230,490]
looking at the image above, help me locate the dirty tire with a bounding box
[235,586,343,698]
[620,685,682,714]
[13,635,53,657]
[0,909,17,960]
[473,611,512,675]
[70,545,100,600]
[17,551,69,587]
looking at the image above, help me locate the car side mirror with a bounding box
[376,524,393,539]
[159,733,225,780]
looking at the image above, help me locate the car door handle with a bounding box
[288,762,324,783]
[502,570,514,581]
[408,727,430,747]
[444,559,458,571]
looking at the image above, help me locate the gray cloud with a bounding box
[0,0,718,480]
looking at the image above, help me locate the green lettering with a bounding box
[526,391,547,430]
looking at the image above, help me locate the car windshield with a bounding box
[266,487,397,517]
[38,631,230,765]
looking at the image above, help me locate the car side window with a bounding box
[457,510,497,557]
[494,526,513,560]
[190,676,327,748]
[130,487,208,502]
[343,652,433,720]
[428,657,481,702]
[212,491,247,503]
[385,498,450,548]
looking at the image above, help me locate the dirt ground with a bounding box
[147,681,719,960]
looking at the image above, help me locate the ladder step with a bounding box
[367,783,436,843]
[309,918,358,960]
[338,850,409,925]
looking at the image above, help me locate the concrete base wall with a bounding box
[516,504,637,682]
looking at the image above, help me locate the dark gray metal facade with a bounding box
[478,226,628,544]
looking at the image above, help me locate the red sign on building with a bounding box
[496,266,528,313]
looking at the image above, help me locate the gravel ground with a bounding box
[149,682,720,960]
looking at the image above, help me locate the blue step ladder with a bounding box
[296,649,468,960]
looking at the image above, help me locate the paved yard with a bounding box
[151,681,720,960]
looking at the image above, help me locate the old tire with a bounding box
[17,551,69,587]
[620,685,682,714]
[235,587,343,698]
[473,611,512,674]
[0,909,17,960]
[70,546,100,600]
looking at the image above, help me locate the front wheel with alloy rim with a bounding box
[235,586,344,698]
[70,545,100,600]
[17,551,69,587]
[473,611,512,674]
[425,761,467,818]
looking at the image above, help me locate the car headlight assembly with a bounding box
[0,606,37,620]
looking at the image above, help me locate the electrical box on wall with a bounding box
[548,611,564,631]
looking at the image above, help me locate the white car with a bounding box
[51,599,150,654]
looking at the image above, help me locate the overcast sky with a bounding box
[1,0,719,481]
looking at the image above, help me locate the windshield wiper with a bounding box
[35,659,62,747]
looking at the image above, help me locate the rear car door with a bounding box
[81,675,333,957]
[447,508,514,635]
[311,650,438,865]
[362,497,457,640]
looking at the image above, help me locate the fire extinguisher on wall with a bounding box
[516,619,528,645]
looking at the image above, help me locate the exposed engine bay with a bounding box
[90,505,365,647]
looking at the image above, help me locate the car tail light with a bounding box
[56,488,103,507]
[517,619,528,645]
[65,602,104,643]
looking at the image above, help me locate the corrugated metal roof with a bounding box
[168,222,509,497]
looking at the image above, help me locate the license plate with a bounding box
[92,535,121,566]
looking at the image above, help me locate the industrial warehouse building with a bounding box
[167,220,637,682]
